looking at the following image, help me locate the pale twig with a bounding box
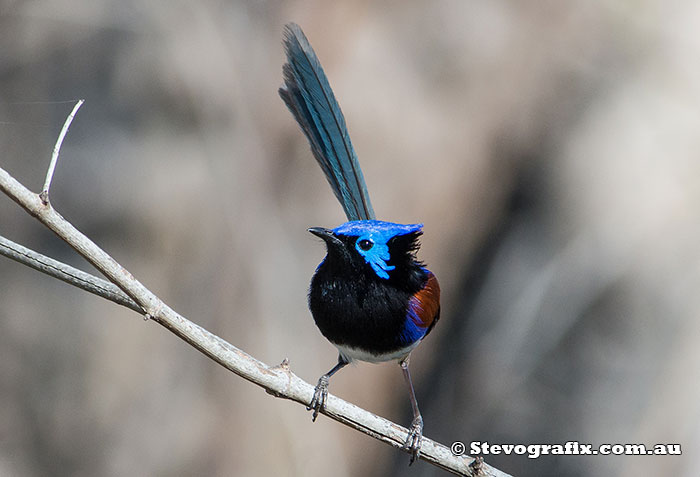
[40,99,84,204]
[0,235,141,312]
[0,165,510,477]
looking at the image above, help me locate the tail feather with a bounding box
[279,23,375,221]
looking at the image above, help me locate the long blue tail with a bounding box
[279,23,375,222]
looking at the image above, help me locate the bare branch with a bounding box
[0,234,141,312]
[0,165,511,477]
[40,99,84,204]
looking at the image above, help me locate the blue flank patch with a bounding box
[333,220,423,279]
[400,299,428,345]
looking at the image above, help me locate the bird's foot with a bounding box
[307,375,330,422]
[403,415,423,465]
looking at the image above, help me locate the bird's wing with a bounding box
[279,22,375,221]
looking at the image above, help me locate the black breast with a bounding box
[308,257,427,355]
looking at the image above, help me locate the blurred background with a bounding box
[1,1,699,476]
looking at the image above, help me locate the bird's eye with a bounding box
[357,239,374,251]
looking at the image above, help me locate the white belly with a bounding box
[335,340,421,363]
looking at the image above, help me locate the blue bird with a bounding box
[279,23,440,464]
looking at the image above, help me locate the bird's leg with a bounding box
[400,356,423,465]
[308,355,348,422]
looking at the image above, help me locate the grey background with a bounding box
[1,1,699,476]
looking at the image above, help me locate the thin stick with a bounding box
[0,235,141,312]
[40,99,84,204]
[0,166,510,477]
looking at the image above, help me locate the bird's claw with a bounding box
[308,375,330,421]
[403,415,423,465]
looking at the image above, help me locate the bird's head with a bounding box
[309,220,424,280]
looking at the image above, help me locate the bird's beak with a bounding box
[308,227,342,246]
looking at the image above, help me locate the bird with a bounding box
[278,22,440,464]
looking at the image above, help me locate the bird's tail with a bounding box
[279,23,375,222]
